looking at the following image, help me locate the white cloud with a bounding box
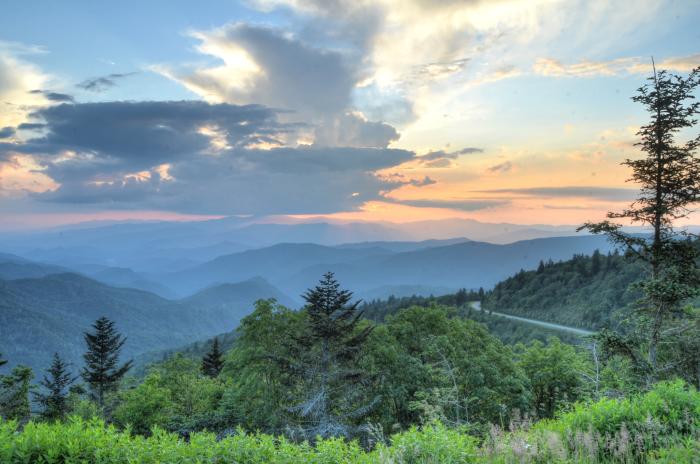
[534,53,700,77]
[0,41,52,128]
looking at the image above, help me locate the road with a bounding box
[468,301,595,336]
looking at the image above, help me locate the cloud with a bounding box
[160,24,359,117]
[486,161,512,174]
[388,197,508,211]
[0,127,15,139]
[313,112,399,148]
[0,42,51,127]
[534,53,700,78]
[416,147,483,168]
[77,72,137,92]
[156,23,401,147]
[479,186,638,201]
[17,100,286,178]
[29,89,74,103]
[3,99,421,215]
[35,145,419,215]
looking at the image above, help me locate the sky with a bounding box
[0,0,699,230]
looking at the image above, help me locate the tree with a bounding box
[0,366,33,422]
[81,317,133,407]
[33,353,76,421]
[286,272,377,439]
[201,337,224,378]
[580,63,700,386]
[514,338,589,419]
[591,249,602,274]
[0,353,7,368]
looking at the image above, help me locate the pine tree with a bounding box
[591,249,602,274]
[580,63,700,386]
[33,353,76,421]
[285,272,377,439]
[81,317,132,407]
[201,337,224,378]
[0,365,33,422]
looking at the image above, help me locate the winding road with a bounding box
[468,301,595,336]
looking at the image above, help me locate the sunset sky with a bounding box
[1,0,699,230]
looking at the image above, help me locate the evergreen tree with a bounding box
[33,353,76,421]
[286,272,377,439]
[591,249,602,274]
[81,317,133,407]
[580,63,700,386]
[201,337,224,378]
[0,353,7,368]
[0,366,33,422]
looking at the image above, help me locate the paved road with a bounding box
[468,301,595,336]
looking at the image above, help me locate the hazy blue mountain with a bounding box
[0,272,291,373]
[0,252,68,280]
[335,237,471,252]
[90,267,177,298]
[164,243,394,297]
[0,218,599,276]
[163,235,614,297]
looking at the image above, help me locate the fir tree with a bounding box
[285,272,377,439]
[201,337,224,378]
[33,353,76,421]
[81,317,132,407]
[0,365,33,422]
[580,63,700,386]
[591,249,602,274]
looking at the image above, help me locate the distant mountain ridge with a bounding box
[162,234,615,298]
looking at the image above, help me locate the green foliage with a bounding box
[362,292,582,345]
[114,355,225,435]
[220,299,306,433]
[514,338,590,419]
[363,305,530,431]
[113,373,173,435]
[2,383,698,463]
[0,365,33,423]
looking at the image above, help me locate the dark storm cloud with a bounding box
[0,126,15,138]
[76,72,138,92]
[481,186,638,201]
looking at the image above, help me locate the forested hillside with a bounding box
[482,249,700,330]
[0,273,291,372]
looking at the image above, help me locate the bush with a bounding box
[1,383,698,463]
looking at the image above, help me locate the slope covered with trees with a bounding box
[0,273,292,373]
[483,251,648,329]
